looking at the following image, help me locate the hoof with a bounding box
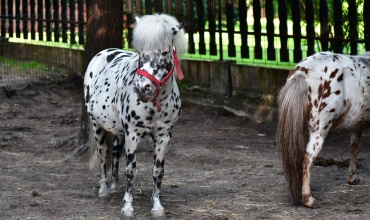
[121,210,134,217]
[98,192,110,198]
[347,176,360,185]
[151,210,166,218]
[109,182,118,192]
[303,196,317,209]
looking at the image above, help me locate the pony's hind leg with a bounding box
[92,122,110,197]
[347,132,362,185]
[110,135,124,191]
[302,131,327,208]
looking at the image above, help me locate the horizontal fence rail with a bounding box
[0,0,369,68]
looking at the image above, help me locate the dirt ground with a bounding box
[1,78,370,220]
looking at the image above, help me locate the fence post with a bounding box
[253,0,262,59]
[208,0,217,56]
[348,0,358,55]
[278,0,289,62]
[226,0,235,57]
[320,0,329,52]
[197,1,206,55]
[292,0,302,62]
[239,0,249,58]
[266,0,276,60]
[306,0,315,56]
[333,0,343,53]
[365,0,370,51]
[186,0,195,54]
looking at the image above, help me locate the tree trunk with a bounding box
[80,0,123,144]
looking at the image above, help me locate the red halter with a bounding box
[136,48,184,112]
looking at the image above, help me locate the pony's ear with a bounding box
[171,22,185,36]
[135,16,141,23]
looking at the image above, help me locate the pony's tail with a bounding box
[277,75,308,204]
[88,120,112,173]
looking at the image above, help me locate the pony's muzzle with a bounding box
[134,80,156,102]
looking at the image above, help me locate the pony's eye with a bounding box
[161,51,169,56]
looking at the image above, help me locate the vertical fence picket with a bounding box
[165,0,171,14]
[70,0,76,44]
[253,0,262,59]
[348,0,357,55]
[226,0,235,57]
[175,0,183,21]
[135,0,142,15]
[208,0,217,55]
[333,0,343,53]
[278,0,288,62]
[320,0,329,51]
[238,0,248,58]
[22,0,28,39]
[266,0,275,60]
[126,0,133,48]
[145,0,152,14]
[364,0,370,51]
[1,0,6,37]
[306,0,315,56]
[197,1,206,54]
[61,0,67,43]
[53,0,59,42]
[37,0,43,41]
[77,0,84,45]
[30,0,35,40]
[292,0,302,62]
[15,0,20,38]
[186,0,195,54]
[155,0,162,13]
[8,0,13,37]
[46,0,51,41]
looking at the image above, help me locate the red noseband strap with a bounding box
[136,48,184,112]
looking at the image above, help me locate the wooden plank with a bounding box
[46,0,52,41]
[197,0,206,54]
[78,0,84,45]
[22,0,28,39]
[292,0,302,62]
[53,0,60,42]
[16,0,21,38]
[61,0,67,43]
[238,0,248,58]
[266,0,275,60]
[278,0,289,62]
[186,0,195,54]
[37,0,43,41]
[364,0,370,51]
[207,0,217,55]
[333,0,343,53]
[69,0,76,44]
[253,0,262,59]
[306,0,315,56]
[348,0,357,55]
[226,0,235,57]
[319,0,328,52]
[30,0,35,40]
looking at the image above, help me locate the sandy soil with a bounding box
[1,78,370,219]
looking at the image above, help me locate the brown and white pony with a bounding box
[277,51,370,208]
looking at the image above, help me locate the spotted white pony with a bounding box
[84,14,186,216]
[277,51,370,208]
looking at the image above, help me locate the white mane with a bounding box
[132,14,187,56]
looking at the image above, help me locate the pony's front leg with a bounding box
[151,133,171,216]
[121,137,138,216]
[347,132,362,185]
[110,135,124,191]
[92,123,110,197]
[302,132,325,208]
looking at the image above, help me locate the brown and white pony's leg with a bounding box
[151,132,172,216]
[92,121,110,197]
[110,135,124,191]
[347,132,362,185]
[302,131,327,208]
[121,135,139,216]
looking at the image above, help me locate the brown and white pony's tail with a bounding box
[88,120,112,173]
[277,75,308,204]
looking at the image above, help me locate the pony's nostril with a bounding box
[144,84,151,92]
